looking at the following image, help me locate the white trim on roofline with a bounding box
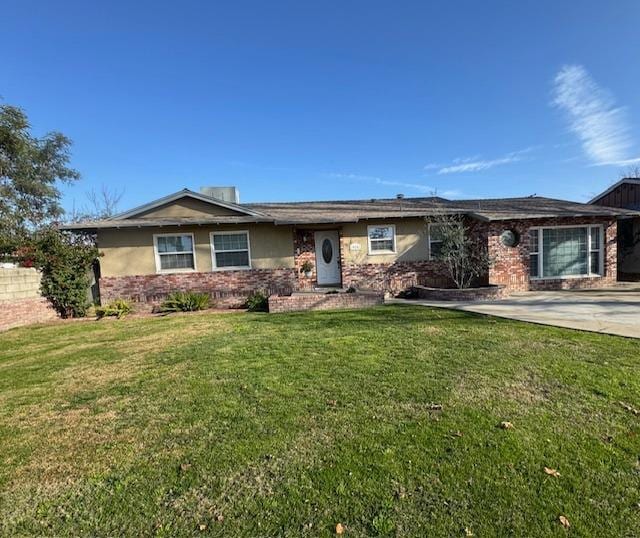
[588,178,640,205]
[110,188,269,220]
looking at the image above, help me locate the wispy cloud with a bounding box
[552,64,636,165]
[591,156,640,167]
[425,148,534,175]
[325,172,434,194]
[325,173,480,199]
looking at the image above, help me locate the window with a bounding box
[154,234,195,272]
[428,223,447,260]
[529,225,603,279]
[211,231,251,269]
[543,227,588,277]
[589,227,601,275]
[529,229,539,277]
[367,225,396,254]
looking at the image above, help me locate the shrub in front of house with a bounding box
[158,291,211,313]
[245,291,269,312]
[96,298,133,319]
[30,228,99,318]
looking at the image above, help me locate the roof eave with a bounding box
[480,211,635,221]
[59,217,276,231]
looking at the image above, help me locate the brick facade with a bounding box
[0,268,58,331]
[487,217,617,291]
[293,225,459,293]
[98,216,619,308]
[293,229,318,289]
[341,260,453,293]
[0,297,58,332]
[336,217,487,293]
[100,268,297,309]
[413,284,509,301]
[269,291,384,313]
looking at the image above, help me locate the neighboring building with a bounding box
[589,178,640,280]
[62,187,629,307]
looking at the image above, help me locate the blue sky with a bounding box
[2,1,640,212]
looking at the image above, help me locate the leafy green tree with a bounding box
[29,227,98,318]
[0,104,80,255]
[0,103,97,317]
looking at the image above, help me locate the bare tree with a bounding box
[618,165,640,180]
[69,184,124,222]
[427,213,492,289]
[84,185,124,218]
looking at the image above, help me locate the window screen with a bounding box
[156,235,195,270]
[212,232,250,268]
[542,227,588,277]
[368,226,395,253]
[429,224,447,260]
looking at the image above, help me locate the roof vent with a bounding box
[200,186,240,204]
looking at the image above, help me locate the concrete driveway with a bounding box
[390,285,640,338]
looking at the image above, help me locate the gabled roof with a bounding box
[110,188,268,220]
[589,178,640,204]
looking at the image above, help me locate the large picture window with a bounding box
[154,234,196,272]
[367,225,396,254]
[529,226,603,279]
[211,231,251,269]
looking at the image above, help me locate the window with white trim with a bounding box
[529,225,603,279]
[367,225,395,254]
[428,223,447,260]
[154,234,195,271]
[211,231,251,269]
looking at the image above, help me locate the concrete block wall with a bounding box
[0,266,44,300]
[0,267,58,331]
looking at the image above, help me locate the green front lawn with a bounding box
[0,306,639,536]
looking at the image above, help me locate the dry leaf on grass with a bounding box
[619,401,640,416]
[559,515,570,528]
[336,522,345,534]
[544,467,560,477]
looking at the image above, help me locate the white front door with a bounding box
[314,231,341,286]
